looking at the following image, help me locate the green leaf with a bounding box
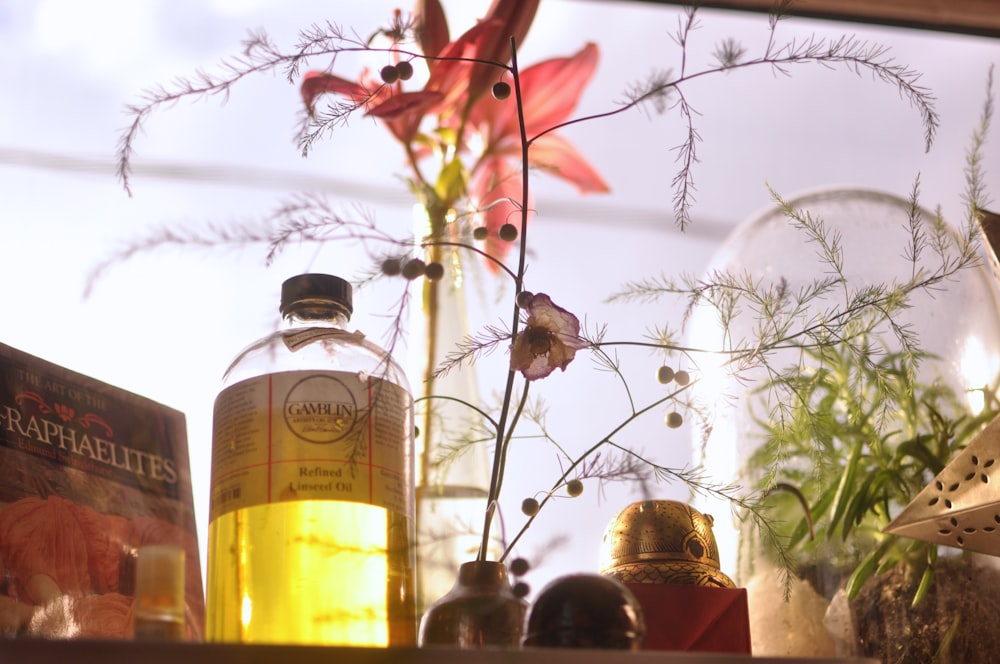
[897,434,945,475]
[434,126,458,148]
[842,471,884,539]
[434,158,466,204]
[875,554,899,576]
[828,438,863,536]
[846,539,891,600]
[911,563,934,607]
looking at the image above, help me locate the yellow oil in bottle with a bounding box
[206,500,416,645]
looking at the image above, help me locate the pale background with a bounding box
[2,0,998,601]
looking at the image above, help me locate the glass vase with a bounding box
[410,206,501,614]
[685,188,1000,661]
[418,560,527,648]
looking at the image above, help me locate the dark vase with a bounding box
[418,560,527,648]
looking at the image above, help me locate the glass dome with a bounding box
[684,187,1000,577]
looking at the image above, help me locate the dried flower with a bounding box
[510,293,588,380]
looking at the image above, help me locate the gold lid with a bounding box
[599,500,735,588]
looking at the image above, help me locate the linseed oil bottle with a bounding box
[206,274,416,645]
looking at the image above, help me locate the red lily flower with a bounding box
[299,1,606,273]
[422,0,538,120]
[302,0,537,147]
[468,42,609,268]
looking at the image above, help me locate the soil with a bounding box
[850,556,1000,663]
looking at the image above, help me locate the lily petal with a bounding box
[468,43,601,148]
[530,134,610,194]
[414,0,450,58]
[468,0,540,99]
[471,156,528,271]
[368,90,444,144]
[301,71,371,112]
[368,90,443,119]
[519,43,599,135]
[481,0,539,63]
[426,19,502,114]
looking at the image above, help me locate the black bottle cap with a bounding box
[280,273,353,316]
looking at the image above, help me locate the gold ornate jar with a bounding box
[599,500,735,587]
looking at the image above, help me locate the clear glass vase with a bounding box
[686,188,1000,661]
[410,206,500,613]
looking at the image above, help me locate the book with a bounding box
[0,342,204,640]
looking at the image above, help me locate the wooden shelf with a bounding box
[0,640,879,664]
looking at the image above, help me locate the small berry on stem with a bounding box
[666,411,684,428]
[401,258,426,280]
[396,60,413,80]
[521,497,540,516]
[509,558,530,576]
[492,81,511,100]
[674,370,691,386]
[381,257,402,276]
[379,64,399,84]
[499,223,518,242]
[424,261,444,281]
[656,365,675,384]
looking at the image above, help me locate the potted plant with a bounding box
[679,80,1000,661]
[741,343,1000,660]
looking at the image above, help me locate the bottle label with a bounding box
[282,328,366,352]
[209,370,411,521]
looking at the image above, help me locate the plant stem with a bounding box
[500,385,690,559]
[479,36,530,562]
[417,204,449,487]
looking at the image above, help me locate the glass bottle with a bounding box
[133,545,186,641]
[206,273,416,646]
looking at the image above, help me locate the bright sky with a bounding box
[2,0,999,600]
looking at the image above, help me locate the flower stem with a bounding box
[500,386,691,558]
[418,202,449,487]
[479,36,530,562]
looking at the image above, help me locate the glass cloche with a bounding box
[683,187,1000,659]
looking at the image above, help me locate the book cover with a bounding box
[0,342,204,640]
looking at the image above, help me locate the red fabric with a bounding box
[625,583,752,654]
